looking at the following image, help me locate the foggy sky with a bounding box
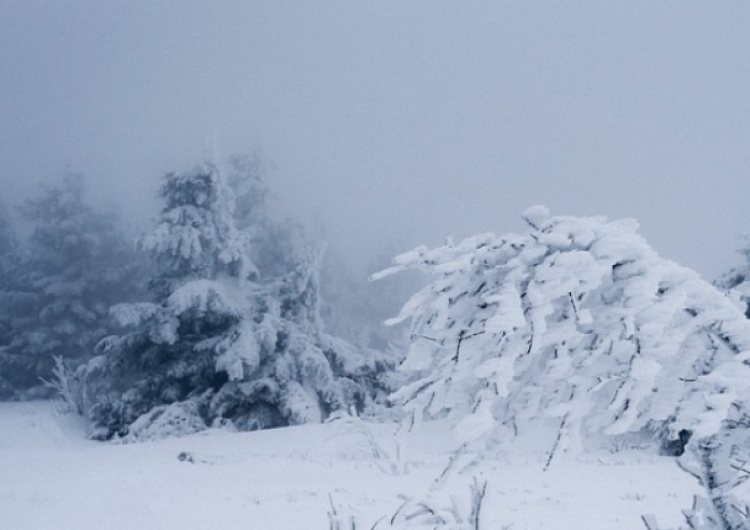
[1,2,749,279]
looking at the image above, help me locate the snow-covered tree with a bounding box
[0,175,141,399]
[375,207,750,446]
[84,162,382,440]
[0,203,20,396]
[0,201,17,303]
[224,153,400,411]
[224,153,308,280]
[375,206,750,525]
[226,154,404,388]
[207,249,381,429]
[0,200,15,257]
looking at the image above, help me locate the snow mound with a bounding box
[122,401,207,443]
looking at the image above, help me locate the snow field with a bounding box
[0,402,701,529]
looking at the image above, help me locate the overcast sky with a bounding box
[1,2,749,279]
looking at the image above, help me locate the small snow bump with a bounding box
[522,205,550,228]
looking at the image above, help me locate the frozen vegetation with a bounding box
[3,162,750,528]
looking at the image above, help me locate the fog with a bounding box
[1,2,749,279]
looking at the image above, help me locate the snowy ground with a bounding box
[0,402,702,529]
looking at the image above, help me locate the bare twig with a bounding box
[544,413,569,471]
[470,477,488,530]
[640,514,658,530]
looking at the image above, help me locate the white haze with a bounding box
[1,2,749,279]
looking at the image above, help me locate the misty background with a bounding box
[1,2,749,281]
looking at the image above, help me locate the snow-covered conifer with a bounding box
[0,201,15,257]
[0,203,20,396]
[0,175,141,399]
[225,155,403,394]
[0,201,17,303]
[85,162,380,440]
[224,153,307,280]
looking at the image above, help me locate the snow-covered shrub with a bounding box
[40,355,86,415]
[375,206,750,524]
[326,477,489,530]
[375,206,750,450]
[328,411,409,475]
[674,421,750,529]
[84,162,382,439]
[376,477,488,530]
[374,207,750,529]
[678,494,727,530]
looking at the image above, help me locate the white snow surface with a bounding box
[0,402,702,529]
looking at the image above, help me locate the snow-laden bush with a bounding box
[375,206,750,527]
[382,477,487,530]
